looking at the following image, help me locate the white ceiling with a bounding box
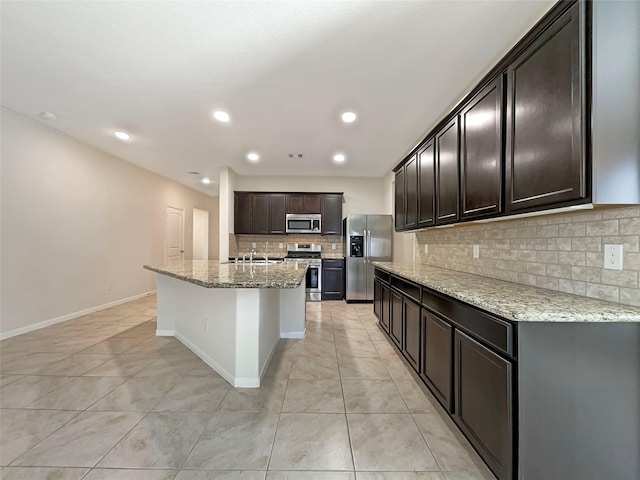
[1,0,555,196]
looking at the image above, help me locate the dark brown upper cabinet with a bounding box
[505,1,585,213]
[418,139,435,228]
[287,194,322,214]
[394,169,405,231]
[321,193,343,235]
[234,192,252,234]
[251,193,270,234]
[404,155,418,230]
[460,77,504,220]
[436,117,460,224]
[269,194,286,234]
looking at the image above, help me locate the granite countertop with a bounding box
[374,262,640,323]
[144,260,307,289]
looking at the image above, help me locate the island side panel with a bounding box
[156,274,176,335]
[518,322,640,480]
[279,282,307,338]
[259,288,281,379]
[155,274,238,384]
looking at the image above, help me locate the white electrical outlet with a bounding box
[252,242,256,248]
[473,245,480,259]
[332,243,336,250]
[604,244,623,270]
[279,243,283,248]
[424,244,429,254]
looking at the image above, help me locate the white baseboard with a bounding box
[156,329,175,337]
[259,337,281,381]
[281,330,305,339]
[0,290,156,340]
[173,331,237,388]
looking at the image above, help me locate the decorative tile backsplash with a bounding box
[230,234,343,259]
[414,206,640,307]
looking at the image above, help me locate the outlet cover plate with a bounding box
[473,245,480,259]
[604,244,623,270]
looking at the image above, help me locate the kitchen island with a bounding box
[373,262,640,480]
[143,260,307,387]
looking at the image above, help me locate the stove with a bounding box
[285,243,322,301]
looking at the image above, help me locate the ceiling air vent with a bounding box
[288,153,304,159]
[187,171,200,175]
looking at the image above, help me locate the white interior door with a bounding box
[192,208,209,260]
[165,206,184,262]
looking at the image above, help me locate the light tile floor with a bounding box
[0,296,496,480]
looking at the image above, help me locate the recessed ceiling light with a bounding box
[247,152,260,162]
[341,111,357,123]
[39,111,57,121]
[333,153,346,163]
[202,178,211,184]
[114,131,130,141]
[213,110,230,123]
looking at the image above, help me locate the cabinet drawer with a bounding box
[322,259,343,268]
[422,288,514,358]
[374,268,390,283]
[390,275,421,304]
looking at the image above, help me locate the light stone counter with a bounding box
[143,260,307,289]
[144,260,308,387]
[374,262,640,322]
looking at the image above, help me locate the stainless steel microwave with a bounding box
[286,214,321,234]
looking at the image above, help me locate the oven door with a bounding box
[305,263,322,301]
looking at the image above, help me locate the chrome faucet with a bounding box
[265,241,269,262]
[249,249,256,263]
[242,253,247,264]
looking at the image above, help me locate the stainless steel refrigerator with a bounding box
[343,214,393,301]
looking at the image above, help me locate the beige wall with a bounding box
[412,207,640,307]
[1,109,219,336]
[236,175,388,217]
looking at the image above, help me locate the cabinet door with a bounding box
[506,2,585,212]
[304,194,322,213]
[322,259,344,300]
[404,155,418,229]
[418,140,435,228]
[403,297,420,371]
[436,117,460,224]
[381,283,390,333]
[461,77,504,220]
[454,330,513,480]
[287,194,304,214]
[421,310,453,412]
[394,169,405,231]
[322,194,343,235]
[269,194,286,234]
[251,194,270,234]
[390,290,403,348]
[234,193,252,234]
[373,279,381,319]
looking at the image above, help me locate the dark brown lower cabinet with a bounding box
[390,290,403,348]
[403,297,420,371]
[421,310,453,413]
[381,284,390,333]
[374,280,381,317]
[454,330,513,480]
[321,259,344,300]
